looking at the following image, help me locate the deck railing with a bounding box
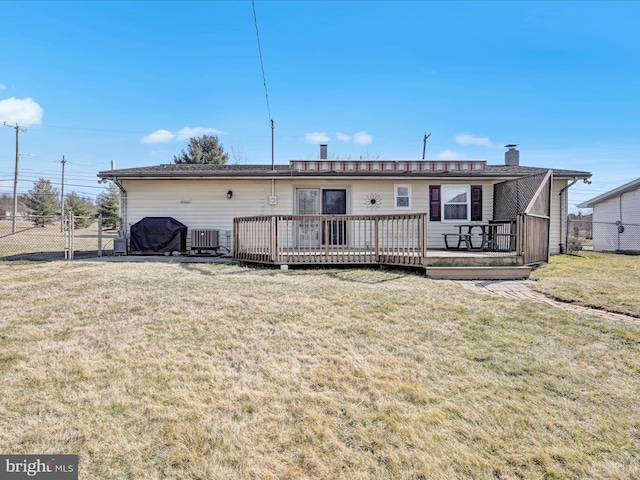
[234,214,427,266]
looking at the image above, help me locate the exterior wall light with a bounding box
[227,190,233,199]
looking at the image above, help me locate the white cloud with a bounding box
[177,127,225,141]
[353,131,373,145]
[454,133,493,147]
[437,149,462,160]
[142,126,226,144]
[336,133,351,142]
[305,132,330,143]
[141,129,175,144]
[0,97,43,126]
[0,84,6,91]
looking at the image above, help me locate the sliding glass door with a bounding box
[296,188,347,247]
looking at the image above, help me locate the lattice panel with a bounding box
[493,172,550,220]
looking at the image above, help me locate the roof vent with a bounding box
[505,144,519,166]
[320,144,328,160]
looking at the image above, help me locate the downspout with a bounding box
[112,177,127,237]
[559,177,578,254]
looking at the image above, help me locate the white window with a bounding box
[394,185,411,209]
[441,185,470,221]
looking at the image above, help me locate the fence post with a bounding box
[64,211,73,260]
[98,214,103,257]
[70,212,75,260]
[64,213,69,260]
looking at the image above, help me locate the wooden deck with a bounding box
[234,215,527,265]
[234,214,427,267]
[232,214,542,279]
[232,173,552,279]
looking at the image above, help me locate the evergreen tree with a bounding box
[24,178,60,226]
[66,191,94,229]
[96,184,120,229]
[173,135,229,164]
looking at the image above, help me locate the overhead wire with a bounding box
[252,0,272,123]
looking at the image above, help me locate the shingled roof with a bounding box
[578,177,640,208]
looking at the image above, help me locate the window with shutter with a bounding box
[429,186,441,221]
[431,185,483,222]
[471,185,482,221]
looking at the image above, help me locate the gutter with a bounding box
[111,177,127,236]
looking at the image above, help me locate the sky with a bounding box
[1,0,639,211]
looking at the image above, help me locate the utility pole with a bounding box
[422,132,431,160]
[3,122,27,234]
[60,155,67,232]
[270,119,275,170]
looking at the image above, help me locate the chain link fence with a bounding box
[0,215,120,261]
[567,219,640,254]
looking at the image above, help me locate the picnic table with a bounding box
[443,222,515,252]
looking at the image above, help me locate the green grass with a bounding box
[530,251,640,318]
[0,261,638,479]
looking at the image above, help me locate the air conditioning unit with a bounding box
[190,229,220,254]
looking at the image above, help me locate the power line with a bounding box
[251,0,276,170]
[252,0,272,122]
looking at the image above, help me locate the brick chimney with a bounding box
[320,144,328,159]
[505,144,519,166]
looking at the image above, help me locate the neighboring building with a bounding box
[578,178,640,253]
[0,195,29,218]
[97,146,591,258]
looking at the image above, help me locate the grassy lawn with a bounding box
[1,260,638,479]
[530,251,640,318]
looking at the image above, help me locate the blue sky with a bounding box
[1,0,638,210]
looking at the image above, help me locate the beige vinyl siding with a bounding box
[290,180,496,250]
[122,179,292,251]
[121,177,552,253]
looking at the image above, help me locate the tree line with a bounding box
[3,179,121,229]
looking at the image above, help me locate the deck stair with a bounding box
[423,250,530,280]
[424,265,531,280]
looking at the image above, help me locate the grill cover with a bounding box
[130,217,187,254]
